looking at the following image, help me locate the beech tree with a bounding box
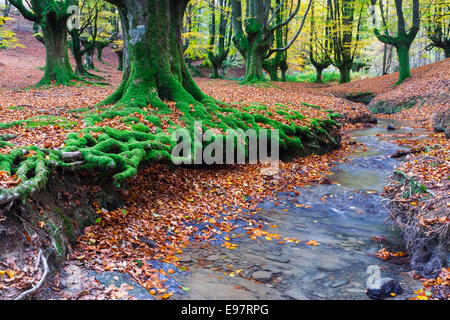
[207,0,233,79]
[308,0,332,83]
[370,0,420,84]
[326,0,366,84]
[9,0,80,86]
[231,0,311,83]
[68,0,101,76]
[262,0,291,81]
[101,0,218,111]
[424,0,449,58]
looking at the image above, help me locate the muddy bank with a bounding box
[383,171,449,279]
[0,171,122,299]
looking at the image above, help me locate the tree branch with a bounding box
[9,0,37,22]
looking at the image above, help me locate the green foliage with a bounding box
[0,17,23,49]
[286,70,341,83]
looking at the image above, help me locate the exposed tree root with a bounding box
[14,249,49,300]
[0,91,342,207]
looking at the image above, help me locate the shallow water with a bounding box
[171,119,427,300]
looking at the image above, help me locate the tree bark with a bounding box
[84,47,95,70]
[338,65,351,84]
[10,0,80,86]
[315,68,323,83]
[370,0,419,84]
[39,17,74,86]
[396,42,411,83]
[102,0,212,111]
[115,48,124,71]
[69,30,88,76]
[231,0,305,84]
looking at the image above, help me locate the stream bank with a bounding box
[0,172,123,299]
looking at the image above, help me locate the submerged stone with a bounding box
[252,271,273,282]
[366,277,403,300]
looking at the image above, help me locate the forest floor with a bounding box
[0,15,448,300]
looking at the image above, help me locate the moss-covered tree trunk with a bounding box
[102,0,212,110]
[207,0,231,80]
[231,0,305,84]
[84,44,96,70]
[338,65,351,84]
[396,42,412,83]
[314,68,324,83]
[210,60,223,79]
[97,44,107,63]
[72,47,85,75]
[280,61,288,82]
[69,30,88,76]
[261,0,292,83]
[240,25,273,83]
[309,1,331,84]
[40,20,74,86]
[263,59,279,81]
[370,0,420,84]
[115,48,124,71]
[10,0,80,86]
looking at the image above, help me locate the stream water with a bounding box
[169,119,427,300]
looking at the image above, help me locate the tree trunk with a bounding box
[396,43,411,84]
[3,1,11,17]
[73,48,85,75]
[97,46,104,62]
[210,62,222,79]
[69,30,87,76]
[244,38,268,83]
[39,21,75,86]
[315,68,323,83]
[444,46,450,59]
[84,46,95,70]
[115,48,124,71]
[102,0,212,111]
[263,60,279,81]
[233,17,273,83]
[382,43,388,75]
[338,65,351,84]
[280,64,287,82]
[268,68,278,82]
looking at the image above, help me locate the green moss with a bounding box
[68,107,90,114]
[7,106,26,111]
[0,65,341,203]
[0,116,77,130]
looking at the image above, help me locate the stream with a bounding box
[168,119,427,300]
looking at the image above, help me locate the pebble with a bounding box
[329,279,350,288]
[285,287,308,300]
[262,264,282,274]
[207,255,221,262]
[179,255,192,263]
[252,271,273,282]
[264,254,290,264]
